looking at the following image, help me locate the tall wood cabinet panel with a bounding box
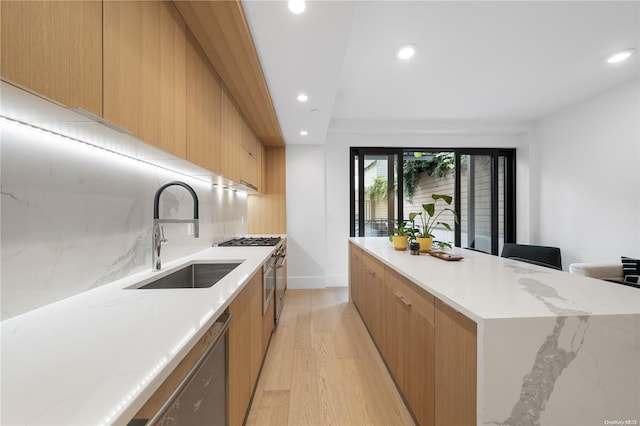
[435,299,477,426]
[0,1,102,116]
[185,29,222,173]
[247,147,287,234]
[103,0,187,158]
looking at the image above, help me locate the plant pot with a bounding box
[392,235,408,251]
[416,236,433,253]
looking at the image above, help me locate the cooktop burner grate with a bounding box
[218,237,281,247]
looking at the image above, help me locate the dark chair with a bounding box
[500,243,563,270]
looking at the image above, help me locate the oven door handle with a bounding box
[275,255,287,268]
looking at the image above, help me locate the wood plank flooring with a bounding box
[246,288,416,426]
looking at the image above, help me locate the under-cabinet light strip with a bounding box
[0,115,244,194]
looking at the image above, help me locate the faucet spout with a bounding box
[152,181,200,270]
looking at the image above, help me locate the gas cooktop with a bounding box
[218,237,282,247]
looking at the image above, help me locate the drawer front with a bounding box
[386,266,435,324]
[363,252,384,279]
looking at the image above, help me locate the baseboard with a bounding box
[287,276,326,289]
[325,274,348,287]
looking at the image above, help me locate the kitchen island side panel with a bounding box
[482,315,640,425]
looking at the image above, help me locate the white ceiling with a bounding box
[242,1,640,145]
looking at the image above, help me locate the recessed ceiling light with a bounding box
[398,44,416,60]
[300,130,308,136]
[288,0,305,14]
[607,49,634,64]
[297,94,308,102]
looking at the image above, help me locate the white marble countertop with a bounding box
[350,237,640,323]
[0,245,276,426]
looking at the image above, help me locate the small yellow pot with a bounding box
[416,236,434,253]
[392,235,408,251]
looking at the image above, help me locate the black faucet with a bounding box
[152,181,200,270]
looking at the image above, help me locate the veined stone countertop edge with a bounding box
[349,237,640,323]
[0,244,278,426]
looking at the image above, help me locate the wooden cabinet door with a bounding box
[1,1,102,116]
[221,86,241,182]
[382,267,406,389]
[228,279,252,426]
[185,29,222,174]
[238,118,260,189]
[255,139,266,193]
[103,0,187,157]
[249,272,263,390]
[349,243,363,306]
[404,304,435,426]
[228,272,264,426]
[362,252,386,349]
[386,267,435,426]
[435,299,477,426]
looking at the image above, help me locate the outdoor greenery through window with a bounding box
[350,148,516,255]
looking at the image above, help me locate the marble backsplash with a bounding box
[1,119,247,320]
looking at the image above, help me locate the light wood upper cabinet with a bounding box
[248,147,287,234]
[0,1,102,116]
[103,0,187,158]
[220,86,241,182]
[185,29,222,173]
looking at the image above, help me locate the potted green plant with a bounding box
[390,220,410,251]
[408,194,459,252]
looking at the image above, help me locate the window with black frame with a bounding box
[350,147,516,255]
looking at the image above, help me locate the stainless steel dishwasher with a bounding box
[147,313,232,426]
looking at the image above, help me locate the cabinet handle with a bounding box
[394,291,412,307]
[367,268,376,276]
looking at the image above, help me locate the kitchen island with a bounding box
[1,245,276,425]
[350,237,640,426]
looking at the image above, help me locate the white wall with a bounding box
[531,79,640,267]
[290,82,639,288]
[1,119,248,319]
[286,144,327,288]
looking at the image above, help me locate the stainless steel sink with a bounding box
[133,262,243,289]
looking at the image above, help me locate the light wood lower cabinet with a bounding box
[385,266,435,426]
[349,249,476,425]
[435,299,477,426]
[228,271,264,426]
[362,252,386,348]
[348,243,363,305]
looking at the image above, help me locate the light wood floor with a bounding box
[246,288,416,426]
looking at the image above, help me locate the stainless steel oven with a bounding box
[274,241,287,325]
[217,236,285,320]
[263,256,275,314]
